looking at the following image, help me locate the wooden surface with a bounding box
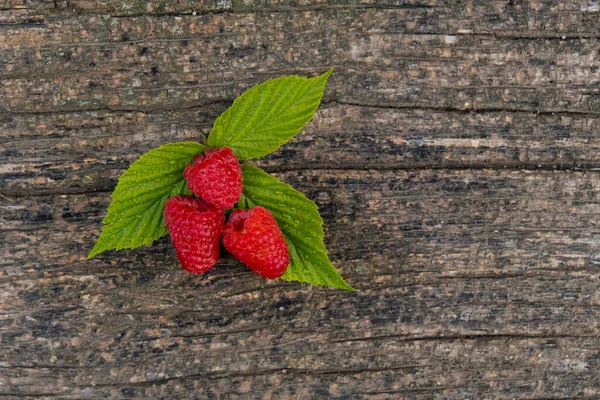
[2,1,600,398]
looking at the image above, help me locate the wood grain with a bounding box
[4,103,600,196]
[2,0,600,398]
[3,170,600,398]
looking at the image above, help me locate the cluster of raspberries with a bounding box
[163,147,290,279]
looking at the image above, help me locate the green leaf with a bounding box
[239,165,353,290]
[88,142,206,259]
[207,69,333,161]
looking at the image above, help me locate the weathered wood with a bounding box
[2,4,600,116]
[3,170,600,398]
[5,103,600,196]
[2,0,600,398]
[3,18,600,114]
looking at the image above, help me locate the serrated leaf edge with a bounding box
[207,69,333,160]
[88,142,205,259]
[240,165,354,291]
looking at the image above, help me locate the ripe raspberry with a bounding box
[163,196,225,274]
[222,206,290,279]
[183,147,243,210]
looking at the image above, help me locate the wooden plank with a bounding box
[3,103,600,195]
[1,9,600,114]
[2,0,600,36]
[1,170,600,397]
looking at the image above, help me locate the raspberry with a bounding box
[184,147,243,210]
[222,206,290,279]
[163,196,225,274]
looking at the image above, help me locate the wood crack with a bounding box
[0,364,78,369]
[330,332,600,344]
[0,22,45,29]
[3,98,596,118]
[331,99,599,117]
[2,100,230,116]
[3,165,600,198]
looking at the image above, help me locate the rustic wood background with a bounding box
[2,0,600,398]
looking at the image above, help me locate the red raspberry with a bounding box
[163,196,225,274]
[183,147,243,210]
[222,206,290,279]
